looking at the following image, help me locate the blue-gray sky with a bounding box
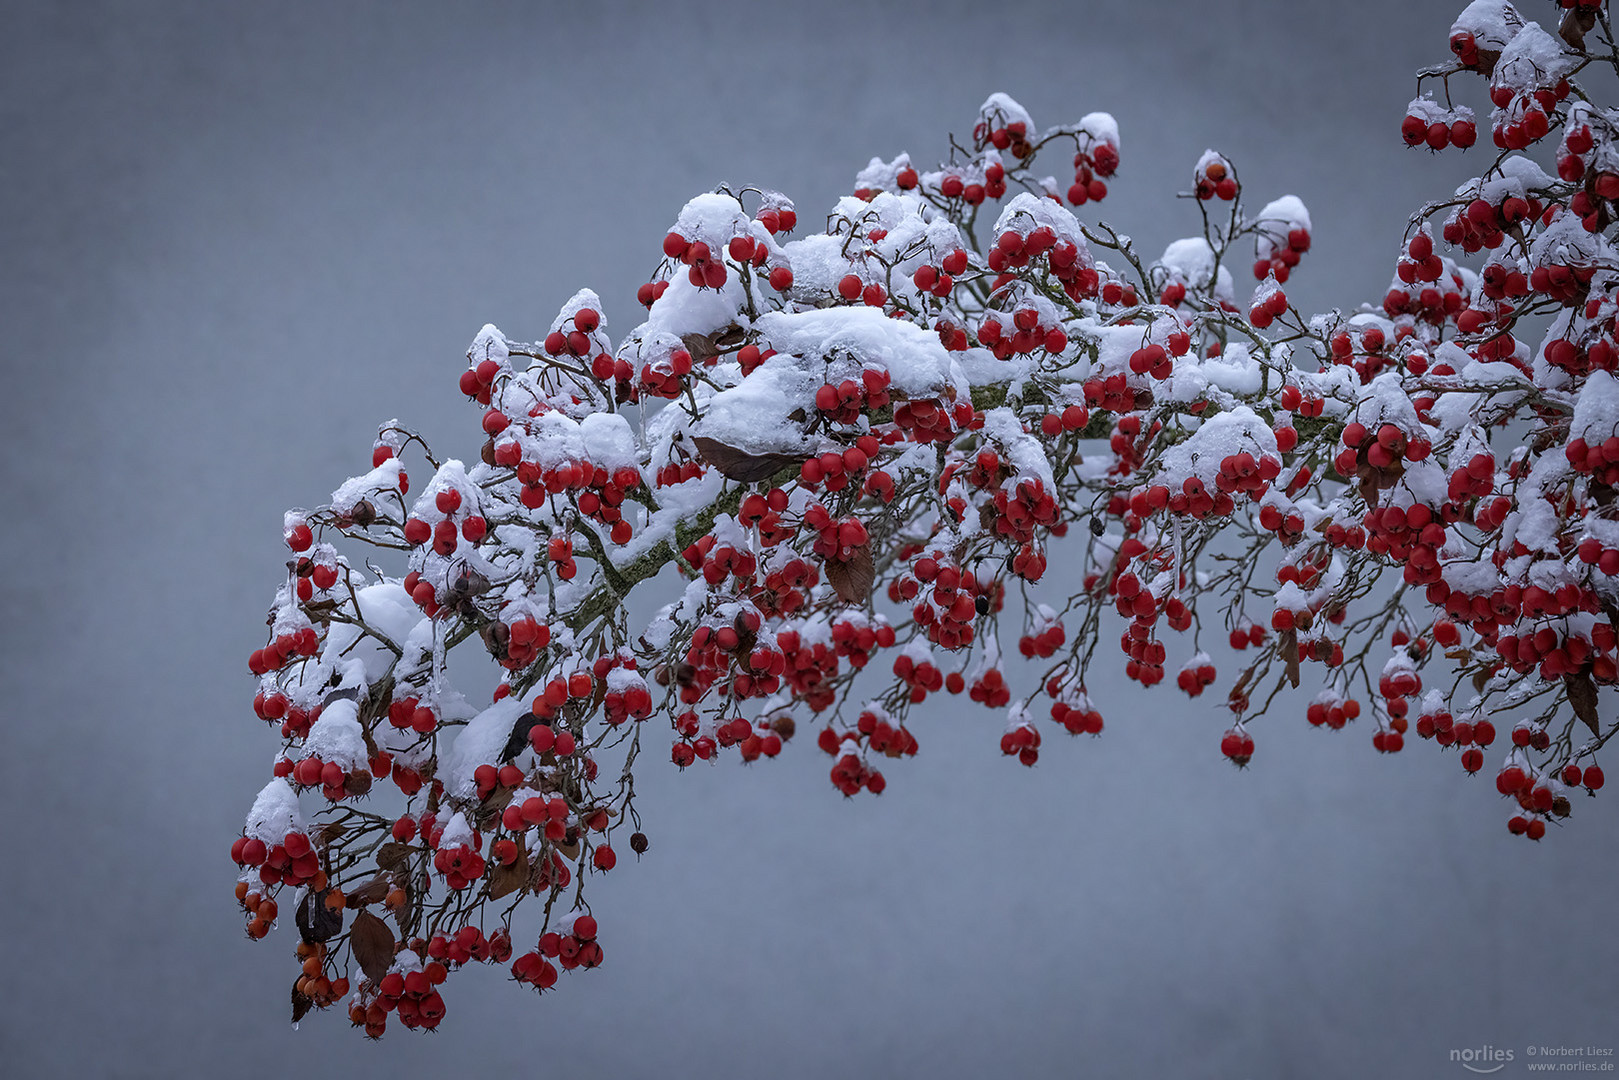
[3,2,1615,1077]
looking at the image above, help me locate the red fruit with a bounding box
[838,274,863,301]
[529,724,555,755]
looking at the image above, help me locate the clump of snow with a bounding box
[331,458,407,515]
[1451,0,1524,50]
[755,305,965,401]
[244,778,303,844]
[1254,195,1310,259]
[1572,370,1619,441]
[1159,406,1279,488]
[301,698,369,772]
[444,695,529,802]
[978,92,1032,135]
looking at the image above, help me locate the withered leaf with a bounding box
[1231,663,1257,700]
[556,839,582,862]
[501,712,541,763]
[291,984,312,1025]
[1565,672,1601,737]
[731,613,759,659]
[322,686,361,707]
[711,324,746,349]
[375,842,413,874]
[296,889,342,944]
[1279,630,1301,688]
[480,782,517,817]
[680,332,723,365]
[1560,7,1596,51]
[345,874,392,908]
[824,544,875,604]
[348,910,396,985]
[487,845,530,901]
[481,621,510,662]
[692,436,806,483]
[391,881,417,935]
[311,822,348,849]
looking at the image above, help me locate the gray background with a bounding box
[3,1,1615,1077]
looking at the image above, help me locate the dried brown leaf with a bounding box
[296,889,342,944]
[1279,630,1300,689]
[345,874,392,908]
[681,332,723,365]
[291,984,312,1024]
[1565,672,1601,737]
[375,842,413,874]
[311,822,348,849]
[487,846,530,901]
[824,544,875,604]
[1560,8,1596,51]
[481,783,517,816]
[1231,663,1256,700]
[691,436,806,483]
[349,910,396,985]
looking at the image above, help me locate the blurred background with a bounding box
[3,1,1616,1077]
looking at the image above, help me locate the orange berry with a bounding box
[303,955,323,978]
[324,889,345,912]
